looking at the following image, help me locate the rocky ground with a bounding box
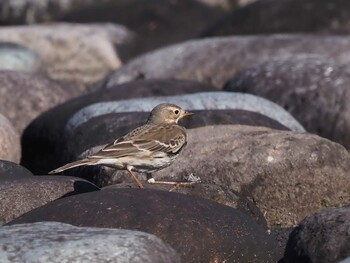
[0,0,349,262]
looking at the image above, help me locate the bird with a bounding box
[49,103,194,188]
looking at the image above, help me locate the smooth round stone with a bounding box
[0,114,21,163]
[0,42,42,73]
[65,92,305,136]
[204,0,350,36]
[0,23,133,88]
[224,55,350,149]
[7,189,281,262]
[284,206,350,263]
[105,35,350,88]
[0,222,180,263]
[0,175,99,225]
[0,160,33,179]
[58,109,289,166]
[21,79,216,174]
[0,70,79,134]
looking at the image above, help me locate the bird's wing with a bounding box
[88,124,187,159]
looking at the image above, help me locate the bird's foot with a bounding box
[147,174,200,191]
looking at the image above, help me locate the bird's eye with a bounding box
[174,110,179,115]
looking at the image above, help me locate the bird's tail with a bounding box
[48,159,97,174]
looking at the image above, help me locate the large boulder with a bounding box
[7,189,281,262]
[0,114,21,163]
[0,160,33,179]
[224,56,350,149]
[0,23,133,88]
[0,222,180,263]
[283,206,350,263]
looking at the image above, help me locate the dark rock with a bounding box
[0,70,79,134]
[204,0,350,37]
[8,189,281,262]
[0,23,133,88]
[270,227,294,250]
[0,42,42,73]
[0,175,99,225]
[224,55,350,149]
[284,206,350,263]
[58,109,289,169]
[0,113,21,163]
[0,160,33,179]
[0,222,181,263]
[105,35,350,88]
[21,79,215,174]
[104,182,268,227]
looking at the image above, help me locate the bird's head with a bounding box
[148,103,193,124]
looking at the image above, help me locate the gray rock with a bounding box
[105,35,350,88]
[0,23,133,88]
[0,114,21,163]
[0,222,180,263]
[8,189,281,262]
[0,176,99,225]
[0,160,33,179]
[284,205,350,263]
[0,42,42,73]
[0,70,78,134]
[224,55,350,149]
[64,92,304,136]
[339,257,350,263]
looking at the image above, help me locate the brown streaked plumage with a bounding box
[49,103,193,188]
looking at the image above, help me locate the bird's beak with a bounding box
[182,111,194,117]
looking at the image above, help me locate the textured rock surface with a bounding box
[21,79,216,174]
[8,189,281,262]
[0,23,133,87]
[65,92,304,136]
[58,109,289,170]
[0,176,99,225]
[284,206,350,263]
[204,0,350,36]
[0,160,33,179]
[224,56,350,149]
[0,42,42,73]
[0,114,21,163]
[0,71,78,134]
[0,222,180,263]
[105,35,350,88]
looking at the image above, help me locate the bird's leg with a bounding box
[126,166,144,189]
[147,179,196,187]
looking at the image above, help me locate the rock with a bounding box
[0,42,42,73]
[8,189,281,262]
[0,114,21,163]
[283,206,350,263]
[0,222,180,263]
[270,227,294,250]
[0,160,33,179]
[0,70,78,134]
[0,175,99,225]
[155,125,350,227]
[104,182,268,227]
[21,79,216,174]
[339,257,350,263]
[224,55,350,149]
[0,23,133,88]
[64,92,304,137]
[204,0,350,37]
[105,35,350,88]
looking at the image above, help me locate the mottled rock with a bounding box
[0,176,99,225]
[21,79,215,174]
[284,206,350,263]
[0,114,21,163]
[0,71,78,134]
[0,42,42,73]
[0,160,33,179]
[105,35,350,88]
[8,189,281,262]
[65,92,304,136]
[224,56,350,149]
[0,23,133,88]
[58,109,289,169]
[0,222,180,263]
[104,182,267,227]
[204,0,350,36]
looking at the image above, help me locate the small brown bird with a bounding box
[49,103,194,188]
